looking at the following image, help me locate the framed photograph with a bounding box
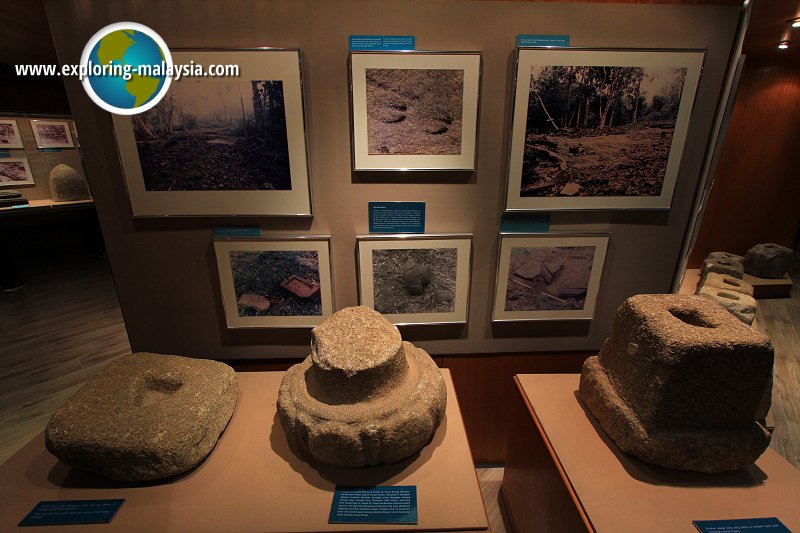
[0,158,35,187]
[357,234,472,325]
[492,233,609,322]
[214,236,333,328]
[349,51,481,171]
[506,48,705,211]
[0,119,24,148]
[113,48,312,217]
[31,120,75,149]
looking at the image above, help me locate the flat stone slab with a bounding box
[702,254,744,279]
[697,271,753,296]
[697,285,757,325]
[579,294,773,473]
[45,353,238,481]
[744,243,793,279]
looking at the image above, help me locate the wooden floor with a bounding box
[0,254,797,531]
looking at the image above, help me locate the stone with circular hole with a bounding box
[579,294,773,473]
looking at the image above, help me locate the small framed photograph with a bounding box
[492,233,609,322]
[214,236,333,328]
[0,119,24,149]
[506,47,704,211]
[31,120,75,149]
[0,158,35,187]
[357,234,472,325]
[349,51,482,171]
[113,48,312,217]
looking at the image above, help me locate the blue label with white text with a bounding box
[350,35,415,51]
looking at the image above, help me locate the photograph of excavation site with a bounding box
[504,246,596,312]
[520,63,689,199]
[366,68,464,156]
[133,77,291,191]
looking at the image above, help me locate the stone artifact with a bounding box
[277,306,447,467]
[238,293,270,312]
[48,164,91,202]
[579,294,773,473]
[46,353,238,481]
[697,285,757,325]
[402,258,432,296]
[743,243,793,279]
[697,271,753,296]
[701,252,744,280]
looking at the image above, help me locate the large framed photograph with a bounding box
[31,120,75,149]
[0,119,24,148]
[492,233,609,322]
[349,51,481,171]
[357,234,472,325]
[113,48,312,217]
[0,158,35,187]
[506,48,704,211]
[214,236,333,328]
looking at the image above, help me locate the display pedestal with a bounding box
[500,374,800,533]
[0,370,488,532]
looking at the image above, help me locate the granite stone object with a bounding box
[743,243,793,279]
[697,271,754,296]
[701,253,744,280]
[45,353,238,481]
[48,164,91,202]
[579,294,773,473]
[697,285,757,325]
[277,306,447,467]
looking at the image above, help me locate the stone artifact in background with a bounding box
[744,243,793,279]
[46,353,238,481]
[701,251,744,280]
[698,271,754,296]
[278,306,447,467]
[579,294,773,473]
[48,163,91,202]
[696,285,757,325]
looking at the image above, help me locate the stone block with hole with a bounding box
[45,353,238,481]
[702,253,744,279]
[697,271,754,296]
[579,294,773,472]
[697,285,757,325]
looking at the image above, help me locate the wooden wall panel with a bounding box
[442,352,590,463]
[689,61,800,266]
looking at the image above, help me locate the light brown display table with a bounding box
[0,370,488,532]
[501,374,800,533]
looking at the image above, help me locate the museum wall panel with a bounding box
[689,59,800,266]
[43,0,742,359]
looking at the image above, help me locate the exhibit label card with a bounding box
[517,34,570,47]
[0,150,10,157]
[692,517,790,532]
[369,201,425,233]
[19,499,124,527]
[500,213,550,233]
[349,35,415,51]
[212,226,263,237]
[329,486,417,524]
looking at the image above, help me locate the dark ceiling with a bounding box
[743,0,800,61]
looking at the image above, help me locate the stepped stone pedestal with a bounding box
[277,306,446,467]
[579,294,773,473]
[45,353,238,481]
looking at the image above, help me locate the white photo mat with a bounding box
[350,51,481,171]
[492,233,609,322]
[506,48,705,211]
[357,234,472,325]
[214,236,333,328]
[113,48,312,217]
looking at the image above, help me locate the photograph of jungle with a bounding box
[133,77,291,191]
[521,64,688,198]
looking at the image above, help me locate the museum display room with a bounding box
[1,0,799,531]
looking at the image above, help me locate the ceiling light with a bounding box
[788,17,800,28]
[777,40,791,50]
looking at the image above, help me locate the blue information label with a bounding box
[517,34,570,48]
[0,149,10,158]
[693,517,790,532]
[349,35,415,51]
[212,226,262,237]
[19,499,124,527]
[37,148,63,153]
[369,201,425,233]
[500,213,550,233]
[329,486,417,524]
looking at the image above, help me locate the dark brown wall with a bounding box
[689,60,800,265]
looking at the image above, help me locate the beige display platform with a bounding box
[0,198,93,216]
[0,370,488,532]
[501,374,800,533]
